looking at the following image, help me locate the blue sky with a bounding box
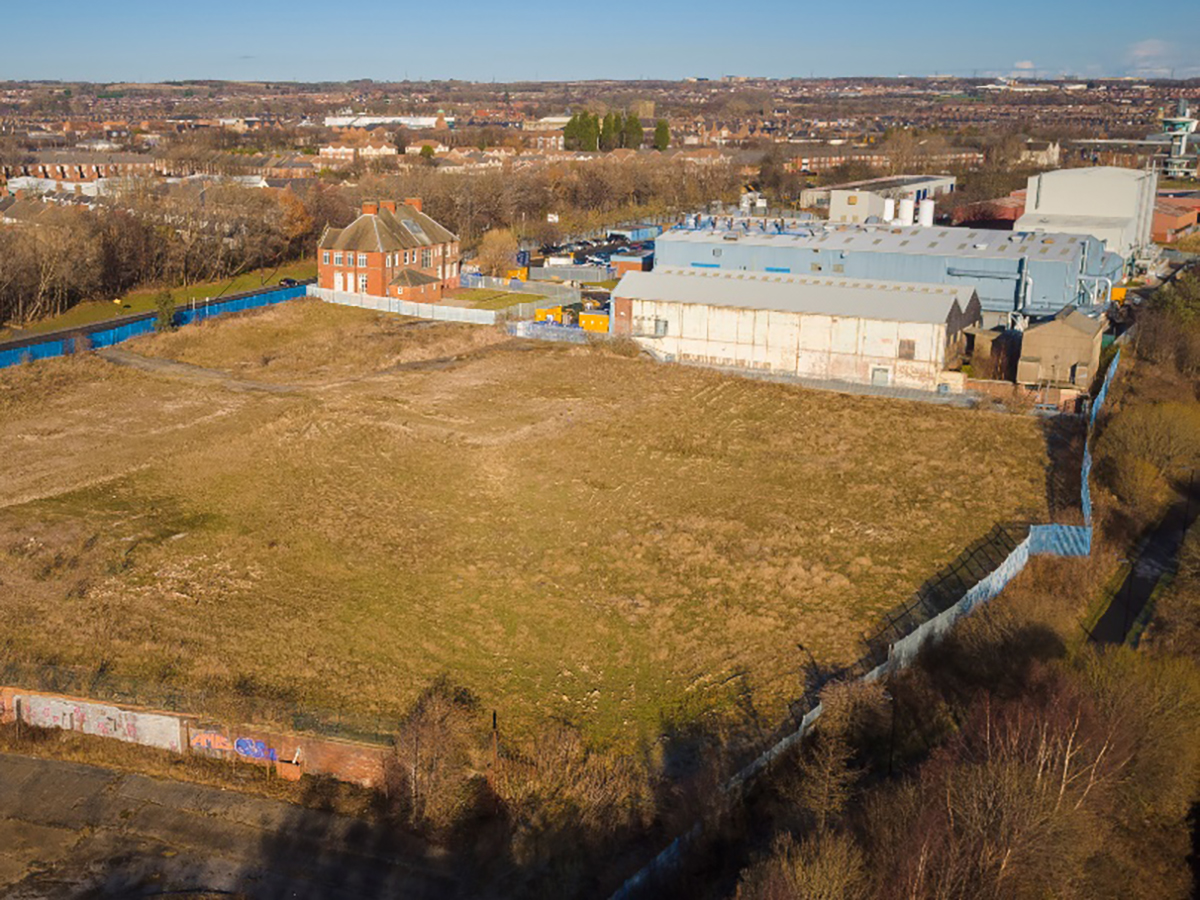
[2,0,1197,82]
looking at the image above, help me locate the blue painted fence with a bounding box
[0,283,309,371]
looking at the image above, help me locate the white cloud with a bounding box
[1126,38,1170,62]
[1122,38,1199,78]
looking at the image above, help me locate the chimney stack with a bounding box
[362,200,379,216]
[404,197,422,213]
[380,200,397,213]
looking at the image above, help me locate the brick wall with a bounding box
[1,686,388,788]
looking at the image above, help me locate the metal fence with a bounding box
[460,273,581,305]
[508,321,596,344]
[610,350,1123,900]
[526,265,614,284]
[0,283,309,370]
[311,286,506,324]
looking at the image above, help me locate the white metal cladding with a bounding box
[617,267,972,324]
[630,298,950,391]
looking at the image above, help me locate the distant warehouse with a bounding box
[612,267,980,392]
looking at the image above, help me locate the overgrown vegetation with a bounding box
[717,273,1200,900]
[0,300,1048,751]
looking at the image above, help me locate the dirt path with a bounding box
[0,751,458,899]
[97,347,303,393]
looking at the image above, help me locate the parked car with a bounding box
[279,278,298,287]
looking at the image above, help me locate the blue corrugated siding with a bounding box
[0,285,307,371]
[656,234,1114,318]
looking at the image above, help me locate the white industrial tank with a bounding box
[918,198,935,227]
[882,198,896,222]
[898,198,915,226]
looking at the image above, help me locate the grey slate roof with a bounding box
[389,268,441,287]
[318,203,457,253]
[614,267,976,325]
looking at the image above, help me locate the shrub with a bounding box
[154,290,176,333]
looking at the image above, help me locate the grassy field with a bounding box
[443,288,547,310]
[4,260,317,338]
[0,299,1050,745]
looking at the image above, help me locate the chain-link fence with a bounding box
[460,274,580,305]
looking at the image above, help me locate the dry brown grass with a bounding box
[129,298,511,385]
[0,300,1050,745]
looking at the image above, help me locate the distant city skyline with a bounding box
[2,0,1198,84]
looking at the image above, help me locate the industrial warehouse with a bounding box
[611,268,980,391]
[653,218,1122,328]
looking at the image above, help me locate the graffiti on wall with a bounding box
[234,737,279,762]
[189,727,281,763]
[190,731,233,753]
[14,694,184,752]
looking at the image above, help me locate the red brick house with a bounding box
[317,199,461,302]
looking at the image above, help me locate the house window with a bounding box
[712,248,722,258]
[322,251,330,265]
[898,339,916,360]
[811,263,823,273]
[333,252,343,265]
[832,264,845,273]
[358,274,368,291]
[357,253,368,267]
[404,250,411,265]
[654,318,669,337]
[422,249,432,267]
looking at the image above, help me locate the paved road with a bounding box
[1089,495,1198,644]
[0,752,458,899]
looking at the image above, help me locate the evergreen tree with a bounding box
[613,113,625,148]
[563,114,580,151]
[654,119,670,151]
[600,112,617,151]
[580,113,600,152]
[624,114,643,150]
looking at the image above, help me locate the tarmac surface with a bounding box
[0,752,458,899]
[1089,494,1199,644]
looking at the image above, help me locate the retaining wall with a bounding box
[0,687,387,787]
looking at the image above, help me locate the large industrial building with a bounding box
[655,219,1121,328]
[1014,166,1156,265]
[611,267,980,391]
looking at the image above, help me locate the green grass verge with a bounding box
[444,288,546,310]
[6,260,317,338]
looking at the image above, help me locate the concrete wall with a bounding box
[626,299,957,391]
[1,689,185,753]
[829,190,887,223]
[1017,319,1103,387]
[0,687,388,788]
